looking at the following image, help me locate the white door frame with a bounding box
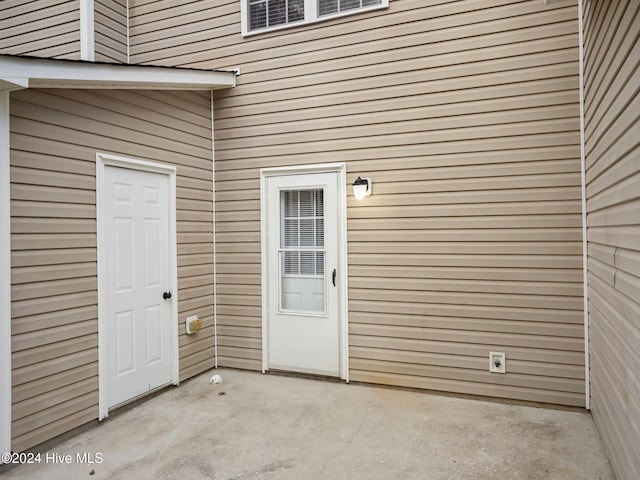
[260,163,349,381]
[0,91,12,456]
[96,152,179,420]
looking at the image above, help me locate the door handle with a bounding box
[163,291,172,300]
[332,269,337,287]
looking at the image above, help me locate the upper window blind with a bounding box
[249,0,305,31]
[281,189,324,276]
[318,0,381,17]
[244,0,386,34]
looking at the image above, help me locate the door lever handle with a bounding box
[332,269,337,287]
[163,291,172,300]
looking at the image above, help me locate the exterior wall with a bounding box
[95,0,128,63]
[10,88,215,452]
[0,0,81,59]
[128,0,586,406]
[128,0,236,63]
[583,1,640,479]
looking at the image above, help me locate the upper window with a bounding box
[243,0,388,35]
[249,0,305,31]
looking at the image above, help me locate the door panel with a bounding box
[115,311,135,375]
[105,166,172,408]
[265,172,341,376]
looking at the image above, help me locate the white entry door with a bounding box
[104,165,173,408]
[265,171,342,376]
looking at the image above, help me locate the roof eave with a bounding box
[0,55,237,91]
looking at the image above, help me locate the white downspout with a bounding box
[211,91,218,369]
[578,0,590,410]
[0,91,12,458]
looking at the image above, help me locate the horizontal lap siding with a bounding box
[0,0,80,59]
[10,89,214,452]
[129,0,585,405]
[94,0,128,63]
[129,0,261,371]
[583,1,640,479]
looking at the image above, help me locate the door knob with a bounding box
[163,291,172,300]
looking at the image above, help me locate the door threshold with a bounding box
[106,383,175,419]
[265,369,345,384]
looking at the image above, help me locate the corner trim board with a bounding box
[80,0,95,61]
[126,0,131,63]
[0,91,11,458]
[578,0,590,410]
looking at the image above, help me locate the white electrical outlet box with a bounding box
[489,352,506,374]
[185,315,201,335]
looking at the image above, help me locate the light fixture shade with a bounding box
[353,177,372,200]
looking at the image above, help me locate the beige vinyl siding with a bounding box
[128,0,238,62]
[10,88,215,452]
[583,1,640,479]
[0,0,81,59]
[94,0,128,63]
[130,0,584,405]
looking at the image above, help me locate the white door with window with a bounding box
[103,165,174,408]
[264,171,343,376]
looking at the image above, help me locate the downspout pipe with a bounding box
[211,91,218,369]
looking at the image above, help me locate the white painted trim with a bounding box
[0,78,29,90]
[211,91,219,369]
[262,163,347,176]
[0,91,11,457]
[80,0,95,61]
[260,163,349,380]
[126,0,131,63]
[241,0,389,36]
[240,0,248,39]
[0,56,236,91]
[578,0,590,411]
[96,153,179,420]
[260,173,269,375]
[337,166,349,382]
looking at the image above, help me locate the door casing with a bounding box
[260,163,349,381]
[96,153,179,420]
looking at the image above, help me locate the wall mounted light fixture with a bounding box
[352,177,372,200]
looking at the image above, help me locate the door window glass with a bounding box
[279,189,325,313]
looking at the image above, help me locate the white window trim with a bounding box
[96,153,179,420]
[260,163,349,381]
[241,0,389,36]
[0,91,11,458]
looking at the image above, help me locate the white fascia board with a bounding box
[0,77,28,91]
[0,56,236,91]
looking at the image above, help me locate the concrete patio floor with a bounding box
[2,368,614,480]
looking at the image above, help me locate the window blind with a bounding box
[318,0,381,16]
[281,189,324,276]
[249,0,304,30]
